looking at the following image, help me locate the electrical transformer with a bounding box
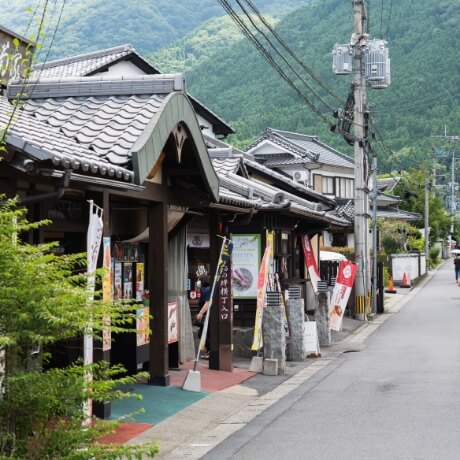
[364,39,391,89]
[332,44,353,74]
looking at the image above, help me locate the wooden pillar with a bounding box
[208,215,233,371]
[209,214,220,370]
[148,200,170,386]
[218,230,233,372]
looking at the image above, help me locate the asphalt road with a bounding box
[203,261,460,460]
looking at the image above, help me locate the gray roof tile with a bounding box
[0,96,133,181]
[19,89,168,167]
[247,128,354,170]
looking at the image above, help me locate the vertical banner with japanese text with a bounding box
[301,234,321,293]
[102,237,112,351]
[329,260,357,331]
[198,237,233,353]
[219,254,232,322]
[251,231,274,351]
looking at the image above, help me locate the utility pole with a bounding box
[425,174,430,267]
[451,150,456,233]
[351,0,369,319]
[334,1,390,319]
[371,153,378,314]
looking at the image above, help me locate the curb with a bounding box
[133,264,444,458]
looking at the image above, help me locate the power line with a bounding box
[386,0,393,39]
[217,0,335,128]
[2,0,66,143]
[233,0,334,113]
[242,0,342,104]
[369,91,460,113]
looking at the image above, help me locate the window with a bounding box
[322,176,334,195]
[335,177,354,198]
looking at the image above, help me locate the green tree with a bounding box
[393,168,451,244]
[0,198,159,459]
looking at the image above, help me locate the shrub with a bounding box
[0,198,159,459]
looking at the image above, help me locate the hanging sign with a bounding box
[168,302,179,344]
[301,235,321,293]
[329,260,357,331]
[136,307,150,346]
[231,234,261,299]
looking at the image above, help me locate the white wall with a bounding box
[94,60,147,77]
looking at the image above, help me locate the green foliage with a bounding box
[378,219,422,254]
[0,198,158,459]
[320,245,354,258]
[0,0,305,59]
[181,0,459,167]
[393,168,451,243]
[429,246,440,265]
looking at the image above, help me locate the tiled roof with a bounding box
[375,208,420,221]
[247,128,354,169]
[209,140,335,207]
[334,198,420,223]
[335,199,355,222]
[8,76,181,167]
[214,166,348,226]
[0,96,133,181]
[263,157,306,167]
[212,158,242,176]
[32,44,234,136]
[376,193,400,205]
[243,158,335,206]
[377,177,400,191]
[33,44,159,79]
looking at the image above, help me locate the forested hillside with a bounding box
[1,0,458,172]
[0,0,306,58]
[164,0,458,171]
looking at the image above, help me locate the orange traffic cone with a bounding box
[385,275,397,294]
[401,272,411,288]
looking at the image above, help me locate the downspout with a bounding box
[17,169,71,205]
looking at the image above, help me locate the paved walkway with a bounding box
[103,264,432,456]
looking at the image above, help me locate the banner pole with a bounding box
[193,236,230,371]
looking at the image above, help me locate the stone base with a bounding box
[182,370,201,392]
[249,356,263,373]
[263,358,278,376]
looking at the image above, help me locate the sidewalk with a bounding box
[106,267,434,457]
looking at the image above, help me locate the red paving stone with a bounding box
[97,361,254,444]
[169,361,255,392]
[97,422,153,444]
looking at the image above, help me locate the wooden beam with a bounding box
[148,199,170,386]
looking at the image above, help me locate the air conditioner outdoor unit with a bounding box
[292,170,309,183]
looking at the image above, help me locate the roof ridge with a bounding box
[267,129,319,161]
[35,44,134,70]
[7,74,186,99]
[268,127,318,141]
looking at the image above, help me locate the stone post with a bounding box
[263,292,286,375]
[286,294,305,361]
[315,281,331,347]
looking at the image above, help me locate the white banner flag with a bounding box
[84,200,103,422]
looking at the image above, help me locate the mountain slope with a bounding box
[178,0,459,170]
[0,0,307,58]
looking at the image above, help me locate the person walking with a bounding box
[454,254,460,283]
[196,274,212,359]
